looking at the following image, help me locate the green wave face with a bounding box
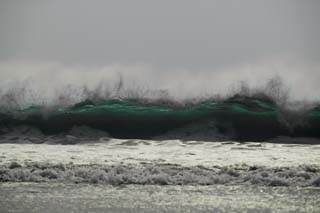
[3,96,320,140]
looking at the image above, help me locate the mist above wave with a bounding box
[0,71,317,113]
[0,57,319,111]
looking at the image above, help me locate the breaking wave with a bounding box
[0,91,319,141]
[0,60,319,141]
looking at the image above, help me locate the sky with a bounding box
[1,0,320,68]
[0,0,319,101]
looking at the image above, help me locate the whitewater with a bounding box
[1,131,320,212]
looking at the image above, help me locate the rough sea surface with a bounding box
[0,135,320,212]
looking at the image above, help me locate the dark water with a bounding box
[1,95,320,141]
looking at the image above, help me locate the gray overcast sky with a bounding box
[0,0,319,69]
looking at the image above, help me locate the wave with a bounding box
[0,69,319,142]
[0,94,319,141]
